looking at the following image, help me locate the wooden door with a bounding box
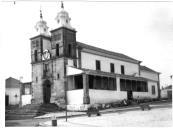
[43,80,51,104]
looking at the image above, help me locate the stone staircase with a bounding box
[5,103,62,120]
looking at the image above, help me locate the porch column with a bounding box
[83,73,90,104]
[116,76,120,91]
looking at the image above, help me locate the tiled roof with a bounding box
[140,66,160,74]
[77,42,140,63]
[165,85,172,89]
[5,77,20,88]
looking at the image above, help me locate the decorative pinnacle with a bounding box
[40,9,43,19]
[61,1,64,9]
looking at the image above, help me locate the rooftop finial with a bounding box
[40,9,43,19]
[61,1,64,9]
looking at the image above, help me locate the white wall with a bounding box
[21,95,32,106]
[133,92,150,99]
[67,59,74,67]
[140,70,159,81]
[89,89,127,104]
[148,81,158,98]
[81,52,139,76]
[6,88,20,105]
[161,90,168,98]
[67,89,83,105]
[161,89,172,98]
[133,92,156,99]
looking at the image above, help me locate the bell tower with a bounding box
[30,10,52,103]
[30,2,77,105]
[51,2,77,59]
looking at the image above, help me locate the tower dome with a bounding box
[35,10,49,36]
[55,2,74,30]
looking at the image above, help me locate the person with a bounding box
[123,99,127,105]
[137,96,140,104]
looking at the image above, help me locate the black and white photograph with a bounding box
[0,0,172,127]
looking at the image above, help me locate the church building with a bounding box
[30,3,160,110]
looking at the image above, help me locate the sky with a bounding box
[0,0,173,89]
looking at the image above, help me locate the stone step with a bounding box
[6,103,60,120]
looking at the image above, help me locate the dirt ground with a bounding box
[5,102,172,127]
[41,105,172,127]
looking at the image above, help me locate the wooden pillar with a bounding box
[116,76,120,91]
[83,73,90,104]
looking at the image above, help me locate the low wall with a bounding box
[67,89,83,105]
[89,89,127,104]
[6,88,20,105]
[21,95,32,106]
[67,104,89,111]
[133,92,151,99]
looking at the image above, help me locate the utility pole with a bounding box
[19,76,23,108]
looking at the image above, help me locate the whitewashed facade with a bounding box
[30,3,160,110]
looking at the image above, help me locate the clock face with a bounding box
[42,49,51,60]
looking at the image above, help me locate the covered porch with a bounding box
[66,70,127,106]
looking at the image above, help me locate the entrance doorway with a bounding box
[5,95,9,106]
[43,80,51,104]
[127,91,133,100]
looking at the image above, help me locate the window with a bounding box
[96,60,101,71]
[57,73,60,79]
[120,79,147,92]
[109,78,116,90]
[73,60,77,67]
[34,50,38,62]
[132,80,137,91]
[68,44,72,56]
[56,44,59,56]
[110,63,115,73]
[121,65,125,74]
[44,64,48,72]
[102,77,108,90]
[137,81,141,92]
[43,64,48,77]
[89,75,116,90]
[74,75,83,89]
[152,86,155,95]
[120,79,126,91]
[89,75,94,89]
[36,40,39,47]
[126,80,132,91]
[141,81,148,92]
[36,77,38,83]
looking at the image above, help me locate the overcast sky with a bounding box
[0,0,173,88]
